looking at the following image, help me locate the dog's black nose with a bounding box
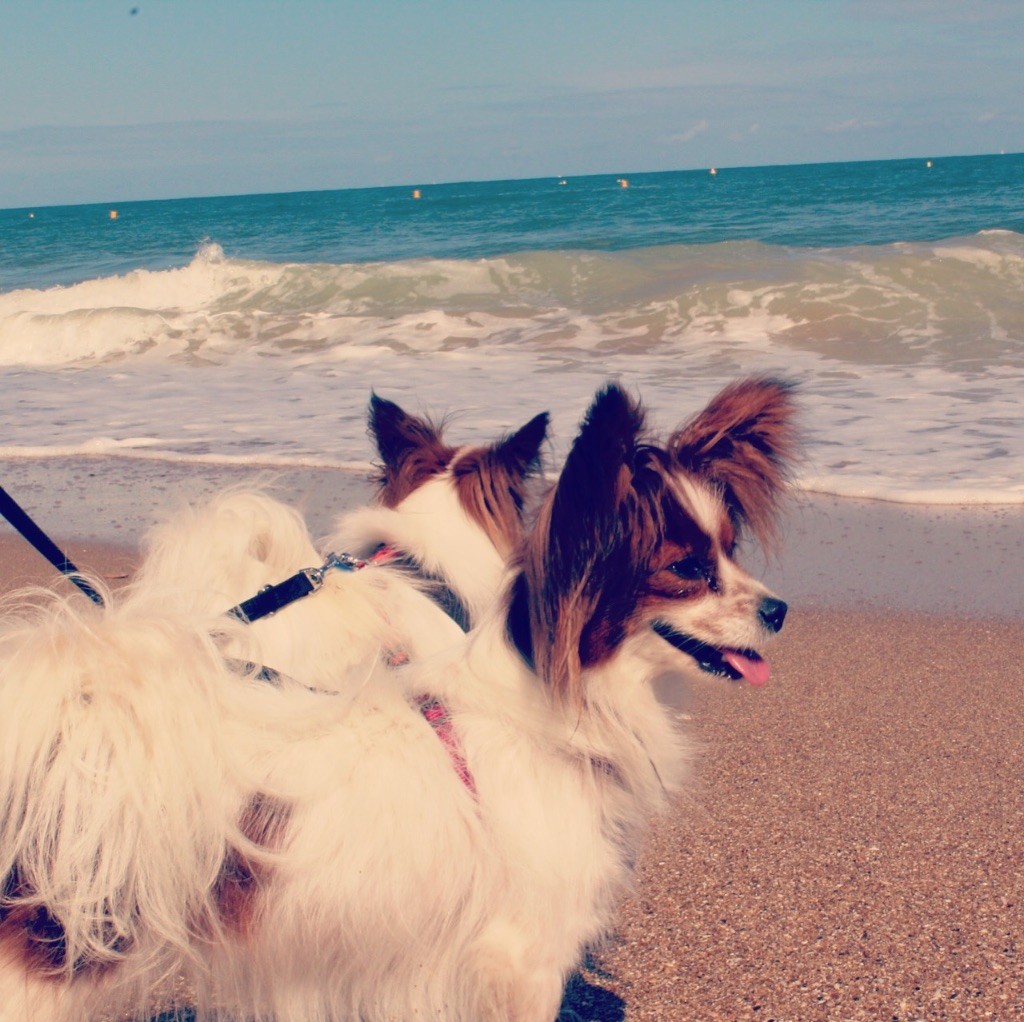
[758,596,788,633]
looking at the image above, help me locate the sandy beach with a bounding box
[1,458,1021,1021]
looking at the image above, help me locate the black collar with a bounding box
[373,545,471,633]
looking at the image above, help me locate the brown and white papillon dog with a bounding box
[0,378,796,1022]
[133,394,550,693]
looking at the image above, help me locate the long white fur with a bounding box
[134,396,545,697]
[0,589,690,1022]
[0,586,318,1020]
[204,620,691,1022]
[134,488,463,697]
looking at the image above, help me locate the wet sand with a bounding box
[1,458,1022,1021]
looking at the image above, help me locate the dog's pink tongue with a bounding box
[723,651,771,687]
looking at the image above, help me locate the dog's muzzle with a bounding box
[652,595,787,686]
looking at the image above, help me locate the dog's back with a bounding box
[136,397,549,694]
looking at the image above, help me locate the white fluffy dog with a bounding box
[134,394,549,693]
[0,379,796,1021]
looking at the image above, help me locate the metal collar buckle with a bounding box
[227,550,367,624]
[321,551,367,574]
[302,551,366,590]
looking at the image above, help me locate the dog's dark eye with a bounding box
[667,555,707,581]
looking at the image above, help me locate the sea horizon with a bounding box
[4,148,1019,215]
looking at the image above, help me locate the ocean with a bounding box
[1,153,1023,506]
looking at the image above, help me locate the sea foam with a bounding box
[2,169,1023,504]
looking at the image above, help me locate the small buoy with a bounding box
[411,189,421,199]
[926,160,932,168]
[709,167,717,176]
[109,209,119,220]
[28,212,35,219]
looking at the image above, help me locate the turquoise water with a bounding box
[1,154,1023,503]
[3,154,1022,291]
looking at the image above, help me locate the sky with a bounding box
[2,0,1022,209]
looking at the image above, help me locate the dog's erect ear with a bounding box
[555,385,645,515]
[450,411,550,555]
[368,393,453,506]
[669,377,798,549]
[368,393,444,469]
[547,385,645,580]
[493,411,549,480]
[522,384,647,706]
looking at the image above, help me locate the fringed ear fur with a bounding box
[520,384,647,708]
[494,411,549,480]
[368,392,446,469]
[668,377,798,551]
[368,393,454,506]
[451,411,550,555]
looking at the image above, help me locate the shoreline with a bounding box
[2,456,1022,617]
[1,461,1022,1020]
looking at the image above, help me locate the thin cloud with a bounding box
[728,123,762,143]
[668,119,710,144]
[824,118,883,134]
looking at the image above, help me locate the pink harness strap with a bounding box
[416,695,477,797]
[368,543,401,565]
[377,547,475,794]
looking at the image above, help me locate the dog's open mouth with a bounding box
[652,621,771,686]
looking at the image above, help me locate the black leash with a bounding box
[0,479,467,637]
[225,552,365,623]
[0,484,105,606]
